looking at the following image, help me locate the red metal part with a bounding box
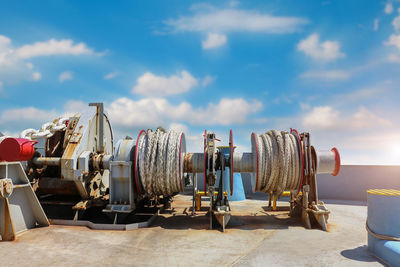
[203,130,207,191]
[229,129,234,196]
[251,133,259,192]
[0,138,37,162]
[331,147,341,176]
[134,130,146,195]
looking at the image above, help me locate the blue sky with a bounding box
[0,0,400,164]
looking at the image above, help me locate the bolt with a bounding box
[4,181,12,195]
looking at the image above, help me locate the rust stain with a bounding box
[2,198,16,241]
[326,222,338,232]
[64,143,78,159]
[184,153,193,173]
[119,163,127,203]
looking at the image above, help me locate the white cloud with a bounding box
[32,72,41,81]
[192,98,262,125]
[297,33,345,61]
[0,106,57,123]
[0,102,87,136]
[108,97,262,127]
[164,6,308,48]
[303,106,392,131]
[351,106,392,128]
[26,62,34,69]
[60,100,88,117]
[388,53,400,62]
[393,15,400,31]
[132,71,198,96]
[165,8,308,34]
[202,33,227,49]
[299,102,310,110]
[303,106,339,130]
[0,35,35,82]
[0,34,98,85]
[385,2,394,14]
[374,18,379,31]
[15,39,95,59]
[59,71,73,83]
[337,87,389,103]
[104,71,119,80]
[201,75,216,86]
[385,34,400,50]
[0,35,13,67]
[0,81,3,92]
[300,70,351,81]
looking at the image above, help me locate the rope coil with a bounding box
[366,222,400,241]
[20,117,69,139]
[252,130,301,196]
[137,129,185,197]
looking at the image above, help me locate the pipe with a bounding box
[184,147,341,176]
[183,153,204,173]
[184,152,254,174]
[32,157,61,166]
[233,152,253,173]
[315,148,340,176]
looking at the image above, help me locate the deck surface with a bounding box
[0,195,383,266]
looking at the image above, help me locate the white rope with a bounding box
[254,130,301,196]
[138,132,147,193]
[20,117,69,139]
[137,129,184,197]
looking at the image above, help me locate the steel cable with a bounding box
[254,130,301,196]
[137,129,184,197]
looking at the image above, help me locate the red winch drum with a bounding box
[0,137,37,162]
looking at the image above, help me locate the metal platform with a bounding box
[0,195,384,266]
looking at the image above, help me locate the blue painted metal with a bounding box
[367,190,400,266]
[216,147,246,201]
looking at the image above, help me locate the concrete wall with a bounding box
[317,165,400,202]
[193,165,400,202]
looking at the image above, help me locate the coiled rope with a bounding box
[366,222,400,241]
[137,129,184,197]
[20,117,69,139]
[253,130,301,196]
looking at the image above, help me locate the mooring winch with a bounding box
[0,102,340,239]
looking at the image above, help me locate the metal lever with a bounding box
[89,103,104,153]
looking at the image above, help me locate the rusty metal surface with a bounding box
[37,177,80,195]
[183,153,205,173]
[0,198,16,241]
[32,157,61,166]
[58,105,114,199]
[0,194,379,266]
[0,162,49,242]
[1,178,16,241]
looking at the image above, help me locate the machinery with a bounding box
[0,102,341,239]
[184,129,340,231]
[0,136,49,241]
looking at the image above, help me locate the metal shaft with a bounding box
[32,157,61,166]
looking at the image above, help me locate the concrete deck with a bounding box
[0,195,383,266]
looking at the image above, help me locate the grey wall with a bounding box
[192,165,400,202]
[317,165,400,202]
